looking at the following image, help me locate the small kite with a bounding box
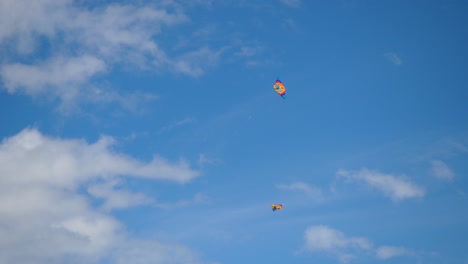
[271,204,283,211]
[273,78,286,99]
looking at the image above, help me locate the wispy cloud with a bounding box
[384,52,403,65]
[159,118,195,133]
[276,181,324,200]
[283,18,300,31]
[446,139,468,153]
[376,246,411,259]
[337,168,425,201]
[300,225,419,263]
[279,0,301,8]
[192,24,218,38]
[230,40,269,67]
[197,153,222,167]
[171,47,226,77]
[430,160,455,180]
[414,137,468,162]
[235,46,259,57]
[83,89,159,114]
[154,192,210,209]
[0,127,209,263]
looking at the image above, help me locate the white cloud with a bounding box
[301,226,416,263]
[71,5,185,58]
[88,179,208,211]
[0,0,222,109]
[384,52,402,65]
[0,127,200,186]
[110,239,213,264]
[302,225,372,263]
[0,128,208,263]
[1,55,106,100]
[376,246,409,259]
[87,179,154,211]
[0,0,187,56]
[304,225,372,251]
[430,160,455,180]
[0,0,68,53]
[337,168,425,201]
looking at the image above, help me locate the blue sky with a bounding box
[1,0,467,263]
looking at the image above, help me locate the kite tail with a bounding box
[282,95,287,99]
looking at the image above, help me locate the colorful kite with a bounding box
[271,204,283,211]
[273,78,286,99]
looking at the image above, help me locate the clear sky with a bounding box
[1,0,467,263]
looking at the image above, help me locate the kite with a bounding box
[271,204,283,211]
[273,78,286,99]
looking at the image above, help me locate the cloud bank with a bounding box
[0,128,207,263]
